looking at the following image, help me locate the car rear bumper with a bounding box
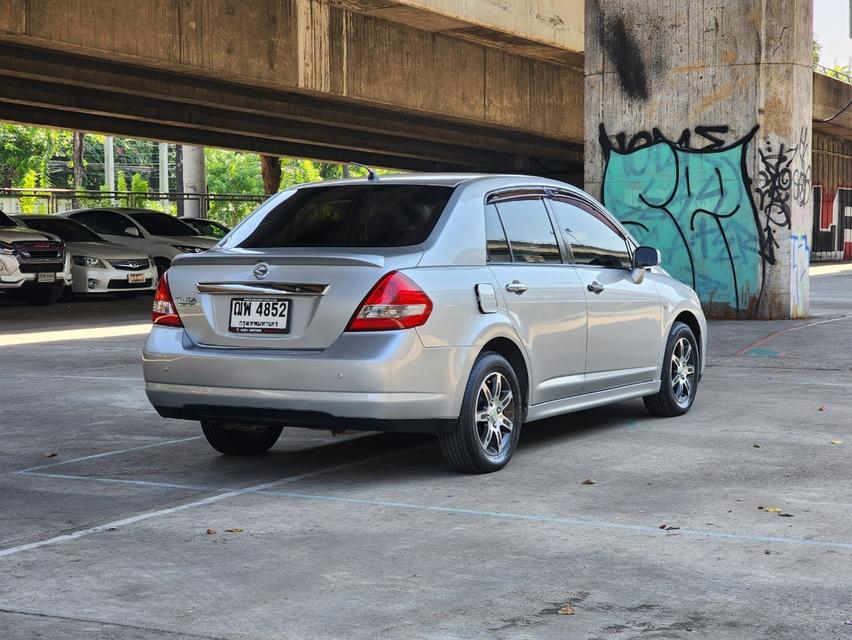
[143,326,471,432]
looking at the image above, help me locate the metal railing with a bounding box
[814,63,852,84]
[0,188,269,227]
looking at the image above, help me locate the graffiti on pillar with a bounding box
[599,124,763,315]
[600,12,649,101]
[811,186,852,261]
[754,139,795,267]
[790,234,810,316]
[791,126,811,207]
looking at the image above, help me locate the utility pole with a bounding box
[104,136,115,201]
[159,142,169,212]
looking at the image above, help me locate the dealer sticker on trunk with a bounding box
[229,297,290,334]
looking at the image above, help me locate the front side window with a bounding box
[228,185,453,248]
[550,199,631,269]
[493,198,561,264]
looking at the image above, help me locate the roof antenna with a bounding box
[348,162,379,182]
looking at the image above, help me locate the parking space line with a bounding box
[16,436,204,473]
[21,471,218,492]
[0,323,151,347]
[0,444,428,559]
[259,490,852,552]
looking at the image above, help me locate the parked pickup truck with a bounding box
[0,211,72,305]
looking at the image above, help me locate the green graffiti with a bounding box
[600,125,763,313]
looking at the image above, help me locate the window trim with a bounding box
[484,203,513,264]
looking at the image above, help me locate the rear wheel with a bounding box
[643,321,699,417]
[439,352,522,473]
[201,421,283,456]
[23,285,64,306]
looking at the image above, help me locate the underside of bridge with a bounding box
[0,1,585,181]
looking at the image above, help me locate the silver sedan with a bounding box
[143,174,706,473]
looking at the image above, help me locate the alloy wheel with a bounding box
[670,337,696,407]
[474,372,515,457]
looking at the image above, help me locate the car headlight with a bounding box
[172,245,206,253]
[0,241,15,255]
[73,255,107,268]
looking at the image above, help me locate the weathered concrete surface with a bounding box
[336,0,585,66]
[585,0,814,320]
[2,268,852,638]
[813,71,852,143]
[0,0,584,143]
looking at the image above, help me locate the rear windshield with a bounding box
[127,211,197,237]
[21,217,103,243]
[0,212,16,228]
[230,185,453,248]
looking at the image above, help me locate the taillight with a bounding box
[347,271,433,331]
[152,271,183,327]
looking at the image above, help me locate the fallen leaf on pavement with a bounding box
[224,528,244,533]
[581,479,596,485]
[831,439,843,445]
[764,506,782,513]
[778,513,794,518]
[752,443,761,448]
[206,528,216,535]
[558,604,575,616]
[44,452,57,458]
[818,406,825,411]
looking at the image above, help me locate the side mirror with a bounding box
[633,246,660,269]
[125,226,141,238]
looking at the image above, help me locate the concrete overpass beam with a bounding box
[585,0,813,319]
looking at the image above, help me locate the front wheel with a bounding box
[643,321,700,417]
[439,352,522,473]
[201,421,283,455]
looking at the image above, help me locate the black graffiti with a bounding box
[599,125,733,155]
[792,126,811,207]
[600,12,648,101]
[756,140,794,230]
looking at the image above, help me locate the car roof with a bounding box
[285,172,582,191]
[62,207,163,215]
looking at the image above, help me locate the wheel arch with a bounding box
[477,336,530,414]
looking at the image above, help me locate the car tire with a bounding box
[201,421,283,456]
[154,258,171,281]
[643,321,700,417]
[439,352,522,474]
[23,285,64,306]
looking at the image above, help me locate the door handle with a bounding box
[505,280,528,294]
[587,280,605,294]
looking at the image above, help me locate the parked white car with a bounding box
[15,215,157,296]
[0,211,71,305]
[60,208,217,278]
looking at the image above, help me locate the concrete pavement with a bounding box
[1,272,851,639]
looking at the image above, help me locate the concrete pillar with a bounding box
[181,145,206,218]
[585,0,813,319]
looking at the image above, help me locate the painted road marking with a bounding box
[810,263,852,276]
[0,445,429,559]
[0,323,151,347]
[260,490,852,552]
[16,436,203,473]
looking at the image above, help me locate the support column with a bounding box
[158,142,169,211]
[181,145,206,218]
[585,0,813,319]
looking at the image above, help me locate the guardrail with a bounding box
[0,189,269,226]
[814,63,851,85]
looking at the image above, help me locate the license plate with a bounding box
[127,273,145,284]
[37,272,55,284]
[229,297,290,334]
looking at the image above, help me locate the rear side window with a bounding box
[484,204,511,263]
[231,185,453,248]
[550,199,631,269]
[493,198,561,264]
